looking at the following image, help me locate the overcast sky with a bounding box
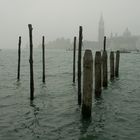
[0,0,140,48]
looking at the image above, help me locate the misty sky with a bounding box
[0,0,140,48]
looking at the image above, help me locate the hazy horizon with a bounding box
[0,0,140,49]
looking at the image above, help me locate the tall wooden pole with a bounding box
[42,36,45,83]
[115,50,120,77]
[73,36,76,83]
[102,36,108,87]
[28,24,34,100]
[103,36,106,51]
[95,51,102,97]
[17,36,21,80]
[110,51,115,80]
[78,26,83,105]
[82,49,93,118]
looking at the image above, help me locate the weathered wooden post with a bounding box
[102,36,108,87]
[77,26,83,105]
[115,50,120,77]
[103,36,106,51]
[17,36,21,80]
[28,24,34,100]
[42,36,45,83]
[110,51,114,80]
[95,51,102,97]
[73,36,76,83]
[82,50,93,118]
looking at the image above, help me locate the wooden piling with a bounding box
[42,36,45,83]
[102,51,108,87]
[103,36,106,51]
[28,24,34,100]
[82,50,93,118]
[115,50,120,77]
[110,51,114,80]
[77,26,83,105]
[17,36,21,80]
[102,36,108,87]
[95,51,102,97]
[73,36,76,83]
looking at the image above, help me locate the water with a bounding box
[0,49,140,140]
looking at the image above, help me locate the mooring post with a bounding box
[82,50,93,118]
[77,26,83,105]
[95,51,102,97]
[115,50,120,77]
[102,36,108,87]
[110,51,115,80]
[103,36,106,51]
[42,36,45,83]
[28,24,34,100]
[73,36,76,83]
[17,36,21,80]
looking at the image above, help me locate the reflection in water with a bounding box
[72,83,76,86]
[40,83,47,89]
[72,82,77,90]
[30,100,40,126]
[79,97,105,139]
[80,117,92,134]
[95,95,103,101]
[15,80,21,88]
[29,100,40,138]
[39,84,47,108]
[93,97,105,134]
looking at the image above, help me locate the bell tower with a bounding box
[98,14,105,49]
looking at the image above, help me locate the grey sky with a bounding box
[0,0,140,48]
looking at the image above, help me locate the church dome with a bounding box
[123,28,131,37]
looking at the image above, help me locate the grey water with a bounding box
[0,49,140,140]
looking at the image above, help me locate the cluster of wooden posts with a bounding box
[17,24,46,100]
[73,26,120,118]
[17,24,120,118]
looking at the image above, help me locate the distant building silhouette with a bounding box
[84,16,140,51]
[38,15,140,51]
[123,28,131,37]
[108,28,140,51]
[45,38,72,49]
[98,14,105,49]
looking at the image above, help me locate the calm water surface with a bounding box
[0,49,140,140]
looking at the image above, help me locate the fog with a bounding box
[0,0,140,48]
